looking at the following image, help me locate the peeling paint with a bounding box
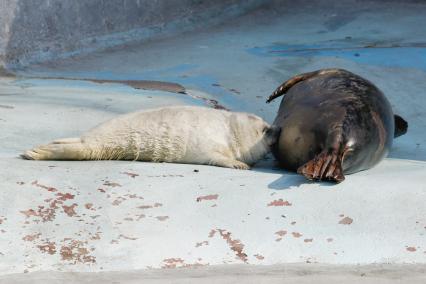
[209,229,248,263]
[292,232,302,238]
[85,203,94,210]
[195,241,209,248]
[103,181,121,187]
[22,233,41,241]
[31,180,57,192]
[267,199,292,207]
[118,234,138,240]
[62,204,78,217]
[155,216,169,221]
[121,172,139,178]
[38,242,56,255]
[275,230,287,237]
[339,216,353,225]
[60,239,96,264]
[196,194,219,202]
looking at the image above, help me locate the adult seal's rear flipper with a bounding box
[394,114,408,138]
[297,150,345,183]
[266,69,344,103]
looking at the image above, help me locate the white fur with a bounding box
[22,106,277,169]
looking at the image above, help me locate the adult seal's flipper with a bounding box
[297,150,345,183]
[394,114,408,138]
[266,69,344,103]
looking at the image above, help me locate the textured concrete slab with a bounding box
[1,264,426,284]
[1,0,426,281]
[0,0,264,68]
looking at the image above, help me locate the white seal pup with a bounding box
[22,106,280,169]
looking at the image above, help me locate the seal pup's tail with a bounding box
[22,138,94,160]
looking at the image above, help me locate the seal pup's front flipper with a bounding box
[266,69,345,103]
[394,114,408,138]
[209,156,250,170]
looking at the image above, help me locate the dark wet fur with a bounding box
[267,68,407,183]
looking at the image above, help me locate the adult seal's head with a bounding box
[266,68,408,183]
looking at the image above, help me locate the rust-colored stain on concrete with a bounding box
[60,239,96,264]
[275,230,287,237]
[20,209,38,218]
[267,199,292,207]
[20,188,76,222]
[292,232,302,238]
[275,230,287,242]
[209,229,248,263]
[22,233,41,241]
[406,246,417,252]
[162,258,184,269]
[339,216,353,225]
[56,192,75,201]
[62,204,78,217]
[156,216,169,221]
[38,242,56,255]
[85,203,94,210]
[31,180,57,192]
[196,194,219,202]
[121,172,139,178]
[304,238,313,243]
[254,254,265,260]
[160,257,206,269]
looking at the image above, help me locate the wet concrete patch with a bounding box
[247,42,426,71]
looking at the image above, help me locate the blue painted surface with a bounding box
[26,63,243,109]
[248,44,426,71]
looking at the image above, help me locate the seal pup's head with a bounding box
[230,113,281,165]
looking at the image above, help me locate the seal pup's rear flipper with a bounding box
[21,138,92,160]
[297,150,345,183]
[394,114,408,138]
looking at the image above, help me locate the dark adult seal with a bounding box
[266,68,408,183]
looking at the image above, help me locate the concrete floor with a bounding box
[1,0,425,282]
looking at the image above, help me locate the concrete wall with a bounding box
[0,0,265,70]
